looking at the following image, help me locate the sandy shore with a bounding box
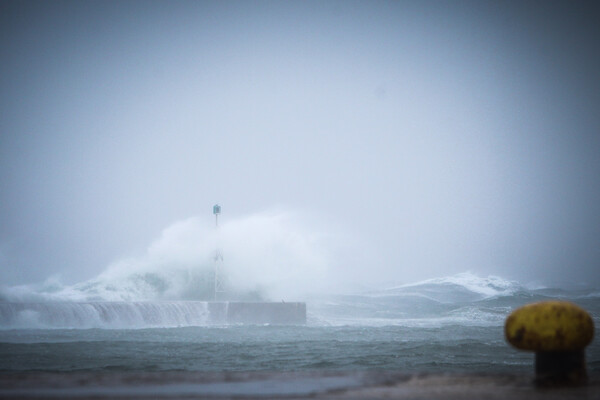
[1,371,599,399]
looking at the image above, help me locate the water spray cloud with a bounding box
[1,210,332,302]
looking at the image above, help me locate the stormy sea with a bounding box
[1,273,598,374]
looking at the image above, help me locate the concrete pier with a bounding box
[208,302,307,324]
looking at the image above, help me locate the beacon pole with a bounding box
[213,204,224,301]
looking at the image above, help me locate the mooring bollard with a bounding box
[505,301,594,385]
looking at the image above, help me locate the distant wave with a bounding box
[307,272,600,328]
[369,272,523,303]
[389,272,522,296]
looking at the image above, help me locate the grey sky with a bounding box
[1,0,599,288]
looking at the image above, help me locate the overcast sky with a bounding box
[1,0,599,288]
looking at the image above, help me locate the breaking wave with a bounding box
[374,272,523,302]
[309,272,600,328]
[0,211,331,303]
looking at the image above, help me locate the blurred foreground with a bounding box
[1,371,599,399]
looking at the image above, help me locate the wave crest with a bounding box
[374,272,523,303]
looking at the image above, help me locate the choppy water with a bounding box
[1,273,599,373]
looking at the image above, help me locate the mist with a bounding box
[1,1,599,292]
[0,210,340,302]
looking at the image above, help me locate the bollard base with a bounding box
[535,350,587,386]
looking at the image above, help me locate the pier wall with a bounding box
[208,302,306,325]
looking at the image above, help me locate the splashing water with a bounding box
[0,211,331,303]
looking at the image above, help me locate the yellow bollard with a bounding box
[505,301,594,385]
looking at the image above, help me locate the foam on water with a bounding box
[3,271,598,329]
[2,271,598,329]
[0,302,211,329]
[307,273,599,329]
[381,272,522,300]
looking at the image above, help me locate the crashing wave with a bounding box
[0,212,330,303]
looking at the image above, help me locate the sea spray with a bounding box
[0,211,332,303]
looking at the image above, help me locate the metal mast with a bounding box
[213,204,225,301]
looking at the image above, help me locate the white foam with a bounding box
[385,272,521,299]
[0,302,211,329]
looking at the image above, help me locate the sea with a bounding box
[1,273,599,374]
